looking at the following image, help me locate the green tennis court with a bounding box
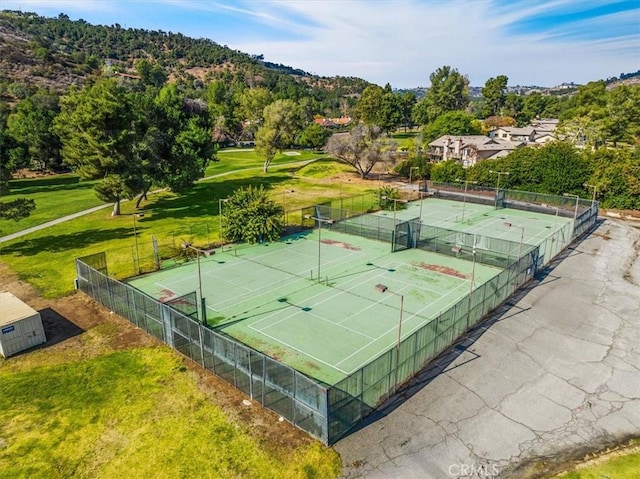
[377,197,574,262]
[129,228,502,384]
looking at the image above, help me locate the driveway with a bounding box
[335,219,640,478]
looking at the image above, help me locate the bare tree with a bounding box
[324,125,398,179]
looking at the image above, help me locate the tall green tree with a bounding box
[324,124,397,178]
[54,78,138,215]
[297,122,331,150]
[586,147,640,209]
[397,92,417,132]
[481,75,508,117]
[422,111,482,143]
[6,89,62,170]
[412,66,470,125]
[255,99,301,173]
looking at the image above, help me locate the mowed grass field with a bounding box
[0,156,372,298]
[0,318,340,479]
[0,152,360,478]
[0,174,102,236]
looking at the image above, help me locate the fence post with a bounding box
[161,304,174,348]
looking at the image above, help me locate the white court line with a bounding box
[334,282,414,368]
[251,262,401,331]
[246,327,350,375]
[292,310,377,340]
[340,280,470,371]
[209,247,369,311]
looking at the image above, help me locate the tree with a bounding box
[222,185,283,243]
[379,186,406,211]
[354,84,401,133]
[255,99,301,173]
[54,78,138,215]
[135,59,167,87]
[6,89,62,170]
[412,66,470,125]
[481,75,508,117]
[431,160,465,183]
[324,124,398,179]
[586,147,640,209]
[422,111,482,143]
[297,122,331,150]
[483,115,516,133]
[397,92,417,132]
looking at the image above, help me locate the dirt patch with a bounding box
[321,239,361,251]
[0,262,312,452]
[412,262,468,279]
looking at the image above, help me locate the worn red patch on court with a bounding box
[412,262,468,279]
[320,239,361,251]
[158,288,176,302]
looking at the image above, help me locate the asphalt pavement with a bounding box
[335,219,640,478]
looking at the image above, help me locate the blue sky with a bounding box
[3,0,639,88]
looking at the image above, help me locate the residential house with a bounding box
[428,135,524,168]
[313,117,354,128]
[489,126,537,143]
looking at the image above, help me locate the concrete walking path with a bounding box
[0,159,316,245]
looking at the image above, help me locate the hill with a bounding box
[0,10,369,107]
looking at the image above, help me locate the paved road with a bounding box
[335,219,640,478]
[0,159,315,245]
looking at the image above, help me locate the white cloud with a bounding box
[2,0,638,87]
[225,0,639,87]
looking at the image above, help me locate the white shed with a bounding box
[0,292,46,358]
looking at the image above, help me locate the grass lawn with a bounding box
[0,159,377,298]
[206,148,328,176]
[0,174,102,236]
[391,130,420,150]
[553,442,640,478]
[0,326,340,478]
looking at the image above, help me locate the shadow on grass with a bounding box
[9,176,97,196]
[10,307,84,358]
[144,173,294,222]
[0,227,133,256]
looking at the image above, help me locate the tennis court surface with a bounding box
[129,229,502,384]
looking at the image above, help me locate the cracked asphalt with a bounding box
[335,219,640,478]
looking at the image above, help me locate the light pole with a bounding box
[282,189,294,227]
[453,242,477,328]
[181,242,207,325]
[375,283,404,392]
[218,198,229,251]
[381,196,408,226]
[563,193,580,220]
[583,183,597,208]
[132,213,145,275]
[504,222,525,259]
[489,170,510,209]
[304,215,335,281]
[455,178,478,223]
[409,166,419,186]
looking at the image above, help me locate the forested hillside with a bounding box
[1,10,638,216]
[0,10,369,104]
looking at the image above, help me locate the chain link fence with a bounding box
[75,187,598,444]
[75,256,330,443]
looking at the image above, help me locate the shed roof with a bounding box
[0,292,39,327]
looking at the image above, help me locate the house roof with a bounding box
[313,117,353,127]
[492,126,536,136]
[429,135,495,148]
